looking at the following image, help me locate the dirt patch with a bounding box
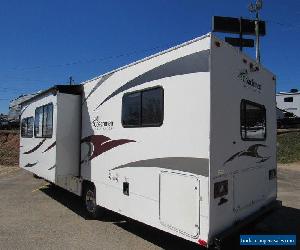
[0,131,19,166]
[278,162,300,172]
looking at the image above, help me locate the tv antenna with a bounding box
[249,0,263,63]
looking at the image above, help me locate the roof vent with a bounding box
[290,88,298,93]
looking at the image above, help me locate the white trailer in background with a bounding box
[276,90,300,117]
[20,33,279,248]
[276,90,300,128]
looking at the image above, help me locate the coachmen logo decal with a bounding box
[238,70,261,92]
[92,116,114,131]
[224,144,270,166]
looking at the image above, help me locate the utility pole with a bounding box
[69,76,74,85]
[249,0,263,63]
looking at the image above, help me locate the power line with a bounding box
[0,75,52,82]
[6,41,182,72]
[267,19,300,30]
[2,87,23,91]
[0,37,189,97]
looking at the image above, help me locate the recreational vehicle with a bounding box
[276,90,300,128]
[276,89,300,118]
[20,33,279,248]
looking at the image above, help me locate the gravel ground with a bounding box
[0,165,299,250]
[277,163,300,209]
[0,166,200,250]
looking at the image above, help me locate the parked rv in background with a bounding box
[19,33,279,249]
[276,89,300,128]
[0,93,39,130]
[277,89,300,117]
[9,93,39,124]
[0,114,9,129]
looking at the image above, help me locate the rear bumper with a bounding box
[212,200,282,249]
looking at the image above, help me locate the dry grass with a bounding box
[277,131,300,164]
[0,131,19,166]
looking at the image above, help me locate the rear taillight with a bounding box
[269,169,277,180]
[214,180,228,198]
[198,239,207,247]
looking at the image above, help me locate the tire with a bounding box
[83,184,103,219]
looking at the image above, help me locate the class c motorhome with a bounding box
[19,33,279,248]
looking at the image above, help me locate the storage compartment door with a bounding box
[159,172,200,238]
[233,167,266,212]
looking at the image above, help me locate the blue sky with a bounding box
[1,0,300,113]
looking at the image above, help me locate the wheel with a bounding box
[83,184,103,219]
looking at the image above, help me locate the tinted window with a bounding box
[34,103,53,138]
[241,100,266,140]
[21,117,34,138]
[34,106,43,137]
[284,97,293,102]
[122,87,163,127]
[21,119,27,137]
[142,88,163,126]
[43,104,53,137]
[27,117,34,137]
[122,92,141,126]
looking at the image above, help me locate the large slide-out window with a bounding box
[21,117,34,138]
[34,103,53,138]
[241,99,266,141]
[122,87,163,127]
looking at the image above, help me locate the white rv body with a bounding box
[20,88,82,194]
[20,33,277,247]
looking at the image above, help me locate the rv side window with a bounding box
[142,88,164,126]
[43,104,53,138]
[122,92,141,126]
[122,87,163,127]
[241,100,266,141]
[284,97,293,102]
[21,117,34,138]
[27,117,34,137]
[34,103,53,138]
[35,106,44,137]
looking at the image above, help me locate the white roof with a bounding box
[276,92,300,96]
